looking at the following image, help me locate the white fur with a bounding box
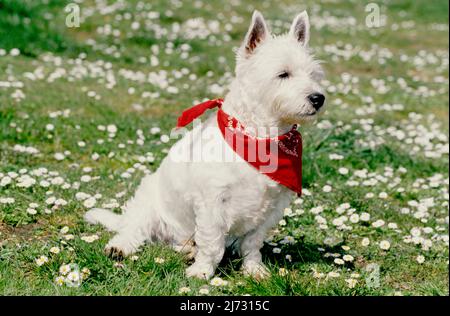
[85,10,325,280]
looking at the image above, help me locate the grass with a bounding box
[0,0,448,296]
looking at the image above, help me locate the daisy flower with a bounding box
[66,271,81,287]
[343,255,354,262]
[278,268,288,276]
[322,185,332,192]
[199,287,210,295]
[49,247,60,254]
[35,255,49,266]
[154,257,165,264]
[81,234,99,243]
[327,271,340,278]
[210,277,228,286]
[59,264,71,275]
[63,234,75,240]
[379,240,391,250]
[312,269,325,279]
[55,276,65,286]
[81,267,91,279]
[179,287,191,294]
[272,247,281,254]
[345,278,358,289]
[334,258,345,265]
[416,255,425,264]
[361,237,370,247]
[27,208,37,215]
[360,212,371,221]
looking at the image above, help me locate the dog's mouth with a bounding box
[281,106,324,125]
[297,110,318,118]
[298,103,327,118]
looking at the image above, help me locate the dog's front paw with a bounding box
[105,236,137,260]
[242,261,270,280]
[186,262,215,280]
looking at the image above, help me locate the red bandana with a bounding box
[176,99,302,196]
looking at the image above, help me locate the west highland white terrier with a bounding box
[85,10,325,279]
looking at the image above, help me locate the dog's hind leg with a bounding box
[102,204,159,259]
[85,209,148,259]
[85,173,161,259]
[104,226,148,259]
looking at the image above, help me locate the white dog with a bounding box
[85,10,325,280]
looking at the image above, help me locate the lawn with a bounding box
[0,0,448,296]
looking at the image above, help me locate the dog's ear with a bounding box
[242,10,269,56]
[289,11,310,46]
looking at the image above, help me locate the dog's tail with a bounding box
[84,208,122,232]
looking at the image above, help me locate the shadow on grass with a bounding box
[217,237,348,276]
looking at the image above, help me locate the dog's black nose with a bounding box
[307,93,325,110]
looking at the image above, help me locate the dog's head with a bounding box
[236,11,325,126]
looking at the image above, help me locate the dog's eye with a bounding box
[278,71,290,79]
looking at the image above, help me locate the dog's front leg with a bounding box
[186,208,226,280]
[240,209,284,280]
[240,229,270,280]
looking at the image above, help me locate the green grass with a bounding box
[0,0,448,296]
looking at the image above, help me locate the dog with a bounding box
[85,10,325,280]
